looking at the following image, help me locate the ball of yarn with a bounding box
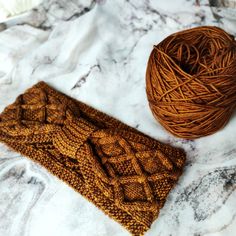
[146,26,236,139]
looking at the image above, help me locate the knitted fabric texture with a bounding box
[0,82,186,236]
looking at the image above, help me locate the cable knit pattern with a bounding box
[0,81,186,236]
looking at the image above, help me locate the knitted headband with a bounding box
[0,82,186,236]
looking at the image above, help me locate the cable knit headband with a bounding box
[0,81,186,236]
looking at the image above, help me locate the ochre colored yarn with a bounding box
[146,26,236,139]
[0,81,186,236]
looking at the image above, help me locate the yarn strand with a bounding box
[146,26,236,139]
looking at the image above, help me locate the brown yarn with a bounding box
[0,81,186,236]
[146,26,236,139]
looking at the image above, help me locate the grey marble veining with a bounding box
[0,0,236,235]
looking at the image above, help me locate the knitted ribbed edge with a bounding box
[0,81,186,236]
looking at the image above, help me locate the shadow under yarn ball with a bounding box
[146,26,236,139]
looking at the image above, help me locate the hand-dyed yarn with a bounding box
[146,26,236,139]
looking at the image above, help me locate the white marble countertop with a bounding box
[0,0,236,235]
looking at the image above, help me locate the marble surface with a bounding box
[0,0,236,235]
